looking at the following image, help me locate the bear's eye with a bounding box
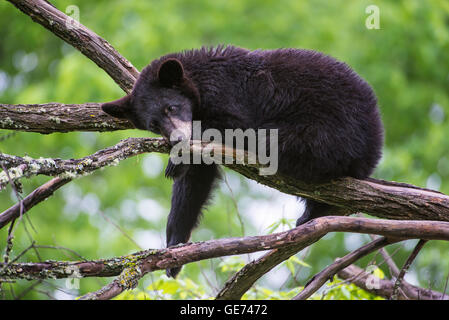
[165,105,177,114]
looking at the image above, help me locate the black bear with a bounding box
[101,45,384,277]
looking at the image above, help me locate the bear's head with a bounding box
[101,58,199,145]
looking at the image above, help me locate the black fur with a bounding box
[101,45,384,278]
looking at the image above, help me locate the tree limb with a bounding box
[2,216,449,299]
[216,240,316,300]
[0,177,71,229]
[6,0,138,93]
[229,161,449,222]
[338,264,449,300]
[293,237,400,300]
[0,103,132,133]
[78,265,143,300]
[0,137,169,190]
[2,138,449,228]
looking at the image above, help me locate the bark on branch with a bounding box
[0,137,169,190]
[216,245,304,300]
[0,138,169,228]
[292,237,399,300]
[0,103,132,133]
[2,138,449,228]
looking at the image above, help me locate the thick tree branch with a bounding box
[7,0,138,93]
[0,138,169,190]
[2,138,449,229]
[2,216,449,299]
[0,103,132,133]
[229,162,449,222]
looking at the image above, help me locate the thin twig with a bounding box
[97,210,142,250]
[338,264,448,300]
[391,239,428,300]
[360,211,401,278]
[442,269,449,300]
[15,280,43,300]
[33,245,88,262]
[222,173,245,237]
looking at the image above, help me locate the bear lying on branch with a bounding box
[101,45,384,277]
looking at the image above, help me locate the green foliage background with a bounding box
[0,0,448,300]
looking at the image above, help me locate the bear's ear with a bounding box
[101,95,131,119]
[158,58,184,87]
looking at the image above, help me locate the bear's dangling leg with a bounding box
[165,158,189,179]
[165,163,219,278]
[296,199,339,226]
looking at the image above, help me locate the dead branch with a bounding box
[338,264,449,300]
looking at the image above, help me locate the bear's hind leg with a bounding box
[296,199,341,226]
